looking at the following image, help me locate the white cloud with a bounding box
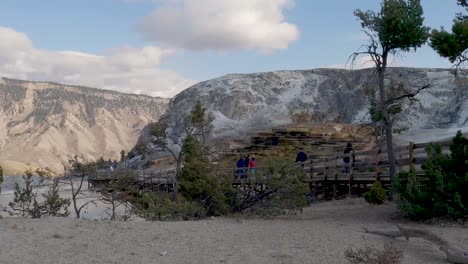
[0,26,195,98]
[325,55,404,70]
[136,0,299,52]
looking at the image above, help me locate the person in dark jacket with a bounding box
[244,154,250,169]
[343,143,355,173]
[243,154,251,179]
[236,156,245,179]
[295,148,308,167]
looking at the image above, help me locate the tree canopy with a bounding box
[430,0,468,68]
[354,0,430,57]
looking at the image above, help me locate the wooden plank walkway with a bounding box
[88,169,175,195]
[86,127,453,200]
[218,139,452,199]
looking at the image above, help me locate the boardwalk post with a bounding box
[333,152,337,198]
[348,152,353,197]
[409,142,415,167]
[309,156,314,196]
[322,157,327,199]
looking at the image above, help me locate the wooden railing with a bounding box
[219,139,453,198]
[84,138,454,198]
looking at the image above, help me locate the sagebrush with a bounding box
[364,181,387,204]
[344,243,404,264]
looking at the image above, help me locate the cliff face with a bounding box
[136,68,467,150]
[0,78,169,173]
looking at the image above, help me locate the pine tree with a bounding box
[352,0,430,197]
[430,0,468,70]
[179,135,229,216]
[8,168,70,218]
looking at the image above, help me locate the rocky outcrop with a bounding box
[0,77,169,173]
[137,68,466,151]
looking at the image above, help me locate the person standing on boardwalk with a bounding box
[244,154,250,176]
[343,143,355,173]
[249,156,257,174]
[236,156,245,179]
[295,148,308,167]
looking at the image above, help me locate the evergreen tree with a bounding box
[120,150,126,162]
[394,131,468,220]
[150,100,214,201]
[430,0,468,70]
[179,135,229,216]
[352,0,430,197]
[8,168,70,218]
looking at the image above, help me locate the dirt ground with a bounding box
[0,199,466,264]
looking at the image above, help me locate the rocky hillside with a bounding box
[137,67,467,151]
[0,78,169,174]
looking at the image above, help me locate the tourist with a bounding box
[236,156,245,179]
[244,154,250,176]
[295,148,308,167]
[249,156,257,174]
[343,143,355,173]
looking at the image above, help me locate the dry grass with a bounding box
[344,242,404,264]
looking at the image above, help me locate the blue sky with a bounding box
[0,0,462,97]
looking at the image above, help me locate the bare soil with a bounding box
[0,199,466,264]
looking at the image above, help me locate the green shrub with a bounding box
[394,131,468,220]
[136,193,206,221]
[229,157,310,214]
[364,181,387,204]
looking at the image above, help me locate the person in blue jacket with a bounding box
[236,156,245,179]
[343,143,355,173]
[295,148,308,167]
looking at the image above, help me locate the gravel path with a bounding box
[0,199,466,264]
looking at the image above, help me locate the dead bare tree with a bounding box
[99,170,136,221]
[361,225,468,264]
[64,156,97,219]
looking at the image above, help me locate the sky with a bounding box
[0,0,462,97]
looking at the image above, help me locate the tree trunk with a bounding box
[70,176,80,219]
[172,152,183,202]
[379,52,396,199]
[74,203,80,219]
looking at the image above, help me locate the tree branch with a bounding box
[77,200,96,212]
[386,83,431,105]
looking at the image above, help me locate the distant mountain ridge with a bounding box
[0,77,169,174]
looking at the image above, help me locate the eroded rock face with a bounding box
[139,68,466,147]
[0,77,169,173]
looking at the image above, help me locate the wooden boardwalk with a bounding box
[215,139,451,199]
[87,126,453,200]
[88,169,175,195]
